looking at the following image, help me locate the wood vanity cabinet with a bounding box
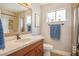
[8,39,43,56]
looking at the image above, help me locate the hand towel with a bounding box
[50,24,61,40]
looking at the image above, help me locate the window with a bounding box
[25,15,31,32]
[26,16,31,25]
[56,10,66,21]
[47,9,66,22]
[18,17,23,32]
[48,12,55,22]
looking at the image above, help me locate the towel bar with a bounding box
[48,23,64,26]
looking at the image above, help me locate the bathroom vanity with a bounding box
[8,39,43,56]
[0,35,44,56]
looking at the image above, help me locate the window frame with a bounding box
[47,9,66,23]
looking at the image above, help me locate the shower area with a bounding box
[76,6,79,56]
[72,4,79,56]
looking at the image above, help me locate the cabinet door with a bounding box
[25,49,35,56]
[35,44,43,56]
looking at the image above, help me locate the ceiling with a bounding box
[0,3,31,12]
[0,3,47,13]
[39,3,48,6]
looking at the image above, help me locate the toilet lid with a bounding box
[43,44,53,48]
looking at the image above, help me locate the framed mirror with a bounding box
[0,3,32,36]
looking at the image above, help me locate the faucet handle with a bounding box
[17,33,21,40]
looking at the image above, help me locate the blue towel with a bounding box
[0,19,5,49]
[50,24,61,40]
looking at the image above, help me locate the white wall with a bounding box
[40,3,72,52]
[31,3,41,35]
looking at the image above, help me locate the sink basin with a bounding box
[14,38,32,43]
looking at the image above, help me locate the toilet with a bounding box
[43,43,53,56]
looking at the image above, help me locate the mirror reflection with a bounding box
[0,3,32,35]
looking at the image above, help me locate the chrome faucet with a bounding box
[16,33,21,40]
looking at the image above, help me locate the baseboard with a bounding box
[51,49,71,56]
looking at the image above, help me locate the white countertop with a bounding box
[0,34,44,56]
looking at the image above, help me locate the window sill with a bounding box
[47,21,66,25]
